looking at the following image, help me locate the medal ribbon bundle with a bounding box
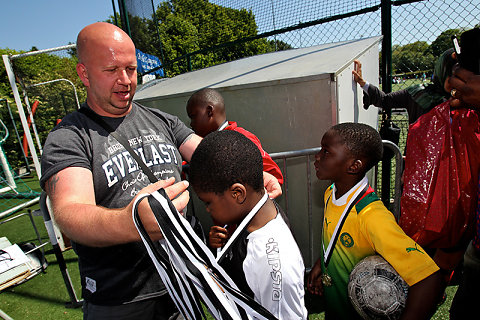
[321,181,368,286]
[133,189,276,320]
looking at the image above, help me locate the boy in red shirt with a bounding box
[186,88,283,185]
[186,87,285,252]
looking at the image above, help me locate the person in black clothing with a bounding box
[353,48,456,124]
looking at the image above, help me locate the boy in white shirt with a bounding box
[189,130,307,319]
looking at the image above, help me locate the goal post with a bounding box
[2,43,79,179]
[2,54,42,178]
[2,43,80,252]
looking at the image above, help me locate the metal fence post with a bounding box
[118,0,132,37]
[381,0,393,208]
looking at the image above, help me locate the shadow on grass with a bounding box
[46,257,79,265]
[2,288,71,306]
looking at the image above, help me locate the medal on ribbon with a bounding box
[321,273,333,287]
[321,181,368,288]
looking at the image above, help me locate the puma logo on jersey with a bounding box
[406,244,424,254]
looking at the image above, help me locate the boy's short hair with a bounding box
[187,88,225,109]
[331,122,383,171]
[189,130,263,194]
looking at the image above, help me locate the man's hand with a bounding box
[448,65,480,109]
[263,171,282,199]
[47,167,191,247]
[352,60,366,87]
[135,177,190,215]
[133,178,190,240]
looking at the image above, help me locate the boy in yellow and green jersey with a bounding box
[306,122,444,320]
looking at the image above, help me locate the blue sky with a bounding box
[1,1,114,51]
[2,1,478,53]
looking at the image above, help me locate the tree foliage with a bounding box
[128,0,290,77]
[391,28,466,76]
[392,41,435,74]
[429,28,462,57]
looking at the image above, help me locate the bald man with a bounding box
[40,22,201,319]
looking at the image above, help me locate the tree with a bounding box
[156,13,202,76]
[268,39,293,51]
[429,28,463,57]
[392,41,435,74]
[126,0,290,77]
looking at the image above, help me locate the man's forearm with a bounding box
[53,201,147,247]
[46,168,189,247]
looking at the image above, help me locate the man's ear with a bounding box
[347,159,364,174]
[229,183,247,204]
[76,63,90,87]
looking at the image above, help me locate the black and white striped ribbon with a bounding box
[215,192,268,263]
[132,188,277,320]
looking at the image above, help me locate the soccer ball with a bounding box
[348,255,409,320]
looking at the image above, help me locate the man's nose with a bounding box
[117,69,131,85]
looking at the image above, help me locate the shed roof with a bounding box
[135,36,382,101]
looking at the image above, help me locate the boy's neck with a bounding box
[217,120,229,131]
[334,175,366,199]
[214,115,228,131]
[246,197,277,233]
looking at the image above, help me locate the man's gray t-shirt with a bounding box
[40,102,193,305]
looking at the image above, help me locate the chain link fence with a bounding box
[120,0,479,202]
[122,0,478,78]
[2,0,479,201]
